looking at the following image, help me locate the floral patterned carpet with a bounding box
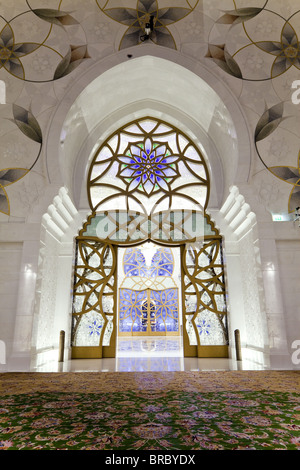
[0,371,299,450]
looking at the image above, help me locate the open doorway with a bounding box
[71,116,229,360]
[116,242,183,359]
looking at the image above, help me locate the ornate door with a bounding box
[141,293,156,334]
[71,240,117,358]
[181,238,229,357]
[118,245,180,336]
[71,117,229,358]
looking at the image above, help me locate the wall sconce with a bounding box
[140,16,154,42]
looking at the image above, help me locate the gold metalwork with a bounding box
[181,216,228,358]
[87,117,210,215]
[71,239,117,359]
[72,117,228,358]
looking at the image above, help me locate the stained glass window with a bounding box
[182,239,228,348]
[71,240,116,352]
[88,117,210,217]
[71,117,228,359]
[123,248,148,277]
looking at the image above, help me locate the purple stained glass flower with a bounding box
[198,319,211,335]
[88,320,102,336]
[117,137,180,195]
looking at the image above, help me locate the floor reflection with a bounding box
[117,336,183,357]
[31,335,268,372]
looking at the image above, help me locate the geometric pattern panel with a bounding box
[119,244,179,335]
[181,237,228,349]
[88,117,210,218]
[119,288,179,335]
[71,240,116,349]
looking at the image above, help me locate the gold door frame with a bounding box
[71,117,229,359]
[71,230,228,358]
[71,239,117,359]
[181,238,229,358]
[132,289,164,336]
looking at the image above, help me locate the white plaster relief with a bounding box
[217,186,269,356]
[32,187,83,357]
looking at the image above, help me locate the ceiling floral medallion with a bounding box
[254,101,300,213]
[256,21,300,78]
[269,152,300,214]
[205,1,300,80]
[0,168,29,216]
[0,4,90,82]
[0,104,42,216]
[96,0,200,50]
[116,137,179,195]
[0,22,40,80]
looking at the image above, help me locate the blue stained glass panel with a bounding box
[119,288,179,334]
[150,248,173,277]
[119,245,178,334]
[195,309,227,345]
[119,289,148,333]
[150,289,178,332]
[123,248,147,277]
[88,320,103,336]
[123,247,174,277]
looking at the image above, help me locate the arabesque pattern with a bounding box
[182,237,228,352]
[71,240,116,354]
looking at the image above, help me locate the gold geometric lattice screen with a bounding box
[71,240,117,358]
[71,117,228,358]
[182,237,228,357]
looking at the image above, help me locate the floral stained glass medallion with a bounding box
[88,118,210,219]
[117,137,179,195]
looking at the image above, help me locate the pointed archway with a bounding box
[70,117,229,359]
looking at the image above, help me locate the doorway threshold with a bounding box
[117,335,183,358]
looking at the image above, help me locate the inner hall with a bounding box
[0,3,299,375]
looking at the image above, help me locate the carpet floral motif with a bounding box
[0,372,299,450]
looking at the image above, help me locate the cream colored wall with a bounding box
[0,243,22,361]
[276,239,300,364]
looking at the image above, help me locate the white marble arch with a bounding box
[31,184,281,368]
[31,46,282,368]
[45,44,252,213]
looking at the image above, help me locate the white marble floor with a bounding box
[32,336,269,372]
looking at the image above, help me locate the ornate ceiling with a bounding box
[0,0,299,220]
